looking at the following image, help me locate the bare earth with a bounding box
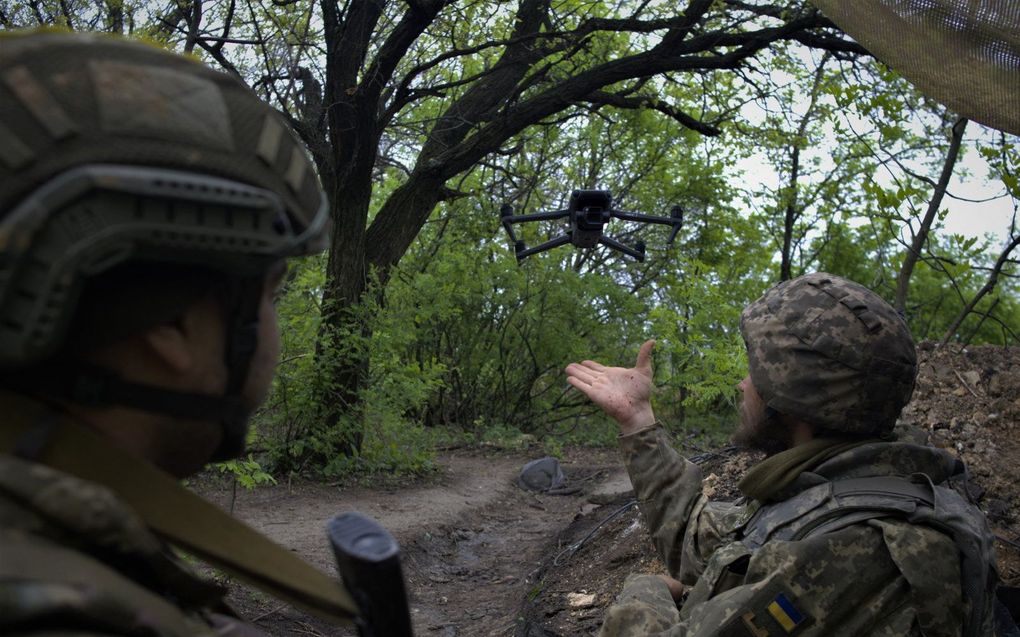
[193,343,1020,637]
[193,446,633,637]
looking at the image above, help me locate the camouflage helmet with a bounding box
[739,273,917,436]
[0,31,329,367]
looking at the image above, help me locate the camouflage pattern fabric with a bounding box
[0,451,267,636]
[0,392,356,632]
[600,426,973,637]
[739,273,917,437]
[0,394,272,636]
[600,574,683,636]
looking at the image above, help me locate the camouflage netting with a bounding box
[810,0,1020,136]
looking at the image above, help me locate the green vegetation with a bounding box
[4,1,1018,479]
[247,87,1018,476]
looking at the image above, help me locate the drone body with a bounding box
[499,189,683,262]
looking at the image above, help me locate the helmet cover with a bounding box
[0,31,329,366]
[739,273,917,436]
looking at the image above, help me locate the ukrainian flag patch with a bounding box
[766,592,805,633]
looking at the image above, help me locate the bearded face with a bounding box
[732,375,793,456]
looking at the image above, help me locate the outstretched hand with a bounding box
[564,339,656,435]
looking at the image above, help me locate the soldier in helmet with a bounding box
[0,32,360,634]
[566,273,999,636]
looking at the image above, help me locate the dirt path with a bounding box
[194,446,632,636]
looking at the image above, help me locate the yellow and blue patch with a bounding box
[766,592,805,633]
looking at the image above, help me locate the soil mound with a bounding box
[520,343,1020,635]
[899,343,1020,583]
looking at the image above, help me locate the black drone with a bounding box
[499,189,683,262]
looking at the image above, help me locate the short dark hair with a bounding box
[63,261,229,354]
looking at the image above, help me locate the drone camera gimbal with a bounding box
[499,189,683,262]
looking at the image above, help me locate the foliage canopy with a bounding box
[3,0,1017,475]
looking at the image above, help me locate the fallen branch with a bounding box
[953,369,980,398]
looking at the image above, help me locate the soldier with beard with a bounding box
[566,273,998,637]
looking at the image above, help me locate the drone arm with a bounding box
[503,209,571,224]
[599,235,645,262]
[501,205,569,246]
[501,217,520,244]
[515,234,572,261]
[667,223,682,245]
[611,210,678,226]
[611,207,684,245]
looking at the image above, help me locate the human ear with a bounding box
[141,318,194,375]
[141,298,221,375]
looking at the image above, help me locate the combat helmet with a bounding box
[0,31,329,458]
[739,273,917,437]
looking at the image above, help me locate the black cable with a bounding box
[552,499,639,566]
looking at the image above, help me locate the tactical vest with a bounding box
[738,475,997,637]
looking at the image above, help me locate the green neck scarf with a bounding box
[738,437,874,502]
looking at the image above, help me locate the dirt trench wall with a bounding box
[896,343,1020,583]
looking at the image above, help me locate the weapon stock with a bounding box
[328,512,414,637]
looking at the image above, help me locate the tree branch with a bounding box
[362,0,449,104]
[941,232,1020,345]
[184,0,203,54]
[584,90,722,136]
[659,0,716,49]
[896,116,968,312]
[324,0,384,99]
[440,12,844,177]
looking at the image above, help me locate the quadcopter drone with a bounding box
[499,189,683,262]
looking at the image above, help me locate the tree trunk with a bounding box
[895,117,968,312]
[316,165,374,455]
[781,144,801,281]
[779,53,829,281]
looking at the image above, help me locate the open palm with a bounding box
[565,340,656,434]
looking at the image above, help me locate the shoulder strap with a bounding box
[740,474,997,637]
[0,392,358,626]
[794,476,939,540]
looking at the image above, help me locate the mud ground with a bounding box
[194,343,1020,636]
[194,446,632,636]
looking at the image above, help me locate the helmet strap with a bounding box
[212,275,265,461]
[3,275,267,464]
[11,364,251,424]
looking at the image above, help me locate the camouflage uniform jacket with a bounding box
[601,425,981,637]
[0,392,357,636]
[0,449,264,637]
